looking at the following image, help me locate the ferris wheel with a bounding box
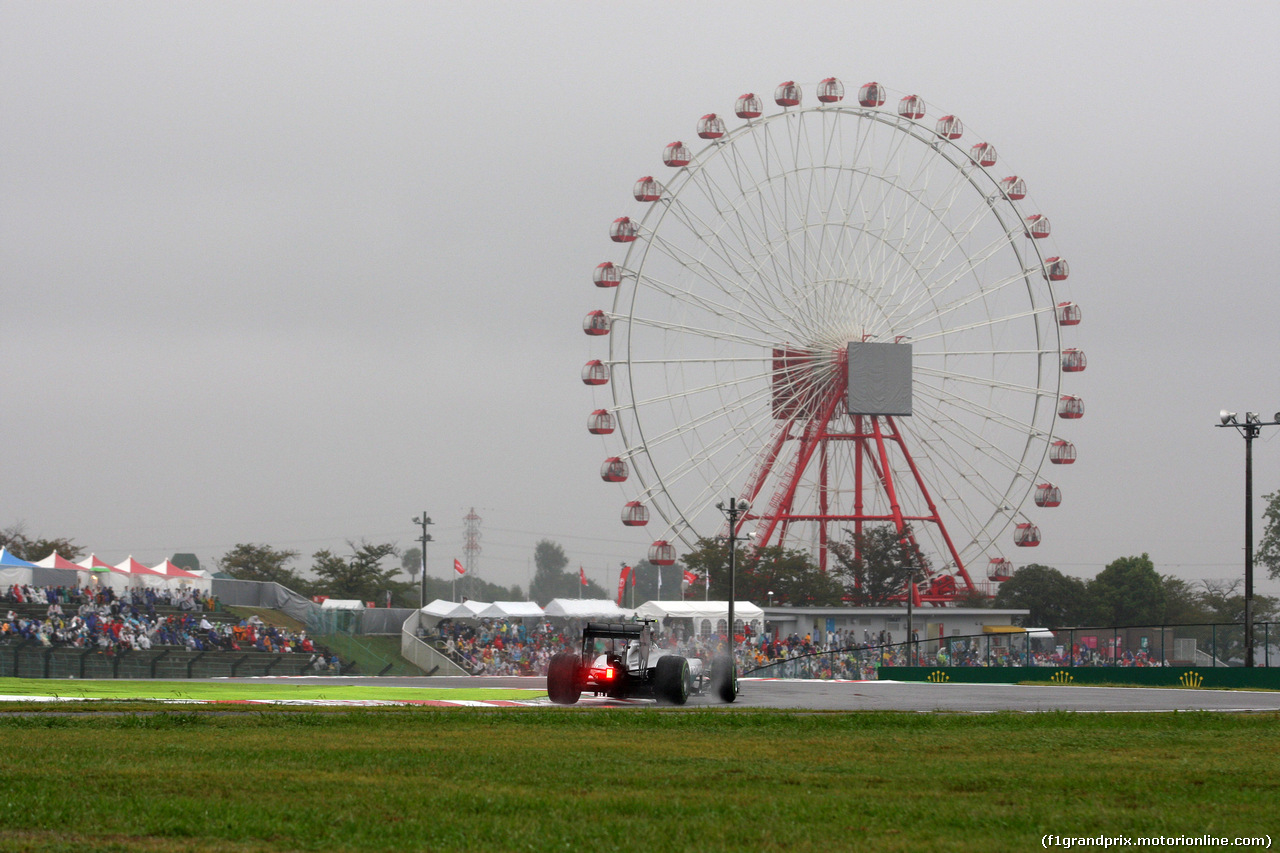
[581,78,1085,601]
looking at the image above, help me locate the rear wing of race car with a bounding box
[582,621,647,640]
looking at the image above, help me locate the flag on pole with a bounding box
[910,581,923,608]
[682,570,698,585]
[454,558,466,576]
[616,565,631,605]
[579,566,588,586]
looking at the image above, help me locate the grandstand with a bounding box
[0,589,347,680]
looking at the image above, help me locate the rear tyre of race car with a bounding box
[655,655,689,705]
[711,652,738,703]
[546,651,581,705]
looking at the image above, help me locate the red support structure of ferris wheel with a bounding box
[739,349,978,602]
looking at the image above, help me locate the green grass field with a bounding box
[0,676,543,704]
[0,697,1275,852]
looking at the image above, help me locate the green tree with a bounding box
[1161,575,1209,625]
[679,538,844,605]
[1088,554,1165,626]
[310,540,403,603]
[401,547,422,581]
[1194,578,1279,664]
[0,522,85,562]
[216,543,305,589]
[1197,578,1279,625]
[1258,490,1280,581]
[829,525,926,606]
[529,540,585,605]
[992,563,1089,627]
[954,586,991,609]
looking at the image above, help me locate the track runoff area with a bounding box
[3,675,1280,712]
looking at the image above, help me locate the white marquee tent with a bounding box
[0,548,35,587]
[634,600,765,637]
[420,599,471,620]
[475,601,545,620]
[543,599,632,620]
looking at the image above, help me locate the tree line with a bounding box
[8,487,1280,620]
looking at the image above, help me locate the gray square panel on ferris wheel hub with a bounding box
[847,341,913,417]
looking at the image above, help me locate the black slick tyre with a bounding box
[655,655,690,705]
[712,652,738,703]
[547,651,581,705]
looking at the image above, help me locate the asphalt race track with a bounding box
[251,675,1280,713]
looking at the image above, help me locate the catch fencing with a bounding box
[210,579,414,636]
[744,621,1280,682]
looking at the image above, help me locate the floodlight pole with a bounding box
[1216,411,1280,668]
[716,497,750,654]
[903,558,914,666]
[412,513,434,608]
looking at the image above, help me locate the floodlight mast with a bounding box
[1215,410,1280,667]
[716,497,751,658]
[412,513,434,607]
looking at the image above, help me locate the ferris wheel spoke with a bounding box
[898,410,1037,533]
[629,267,792,343]
[623,313,786,350]
[819,120,910,290]
[894,262,1041,340]
[614,388,773,470]
[637,401,777,505]
[868,180,983,324]
[914,379,1052,445]
[633,386,777,457]
[910,390,1046,483]
[908,305,1054,343]
[913,365,1055,399]
[624,362,772,411]
[642,209,803,335]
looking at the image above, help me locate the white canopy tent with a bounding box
[319,599,365,610]
[543,599,632,621]
[34,553,93,588]
[150,560,213,594]
[475,601,545,620]
[634,600,765,637]
[420,599,471,620]
[0,566,34,587]
[76,555,128,593]
[114,557,169,591]
[458,599,490,619]
[0,549,36,587]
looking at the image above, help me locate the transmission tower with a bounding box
[462,507,482,589]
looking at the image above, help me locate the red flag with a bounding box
[579,566,588,586]
[910,581,922,608]
[616,565,631,605]
[682,570,698,585]
[454,558,466,576]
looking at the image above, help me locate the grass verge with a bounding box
[0,677,542,703]
[0,707,1274,852]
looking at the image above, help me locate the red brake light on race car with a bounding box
[604,666,615,681]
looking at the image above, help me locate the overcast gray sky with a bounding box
[3,2,1279,597]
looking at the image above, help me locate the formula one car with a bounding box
[546,619,737,705]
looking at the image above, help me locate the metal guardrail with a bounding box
[399,627,469,677]
[0,643,320,680]
[744,622,1279,679]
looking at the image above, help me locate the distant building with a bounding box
[171,553,201,573]
[761,605,1029,644]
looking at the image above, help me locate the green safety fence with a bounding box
[881,665,1280,690]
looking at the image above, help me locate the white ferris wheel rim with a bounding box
[589,81,1077,571]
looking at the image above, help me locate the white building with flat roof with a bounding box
[760,606,1029,645]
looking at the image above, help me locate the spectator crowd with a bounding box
[2,582,330,667]
[424,617,1172,681]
